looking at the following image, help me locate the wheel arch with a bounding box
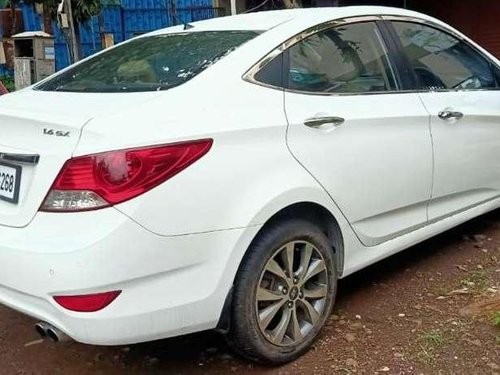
[250,202,345,275]
[216,201,344,333]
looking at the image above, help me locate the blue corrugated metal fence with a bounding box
[2,0,218,74]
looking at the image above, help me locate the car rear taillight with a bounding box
[53,291,122,312]
[40,139,212,212]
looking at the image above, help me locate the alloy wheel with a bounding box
[255,240,329,347]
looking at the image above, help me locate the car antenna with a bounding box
[174,15,193,30]
[170,7,194,30]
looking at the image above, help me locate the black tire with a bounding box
[229,219,338,364]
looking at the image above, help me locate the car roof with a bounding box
[142,5,485,82]
[151,6,440,33]
[134,5,500,96]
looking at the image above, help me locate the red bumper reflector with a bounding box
[53,290,122,312]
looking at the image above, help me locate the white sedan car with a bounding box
[1,6,500,364]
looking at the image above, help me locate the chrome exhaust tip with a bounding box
[46,327,72,343]
[35,321,51,337]
[35,322,72,343]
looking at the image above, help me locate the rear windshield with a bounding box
[35,31,258,93]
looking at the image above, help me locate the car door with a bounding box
[388,20,500,222]
[279,20,433,246]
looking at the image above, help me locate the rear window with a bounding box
[35,31,258,93]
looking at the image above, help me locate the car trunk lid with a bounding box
[0,89,160,227]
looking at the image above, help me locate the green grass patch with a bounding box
[458,269,490,293]
[416,330,445,364]
[435,269,491,297]
[493,311,500,328]
[0,75,15,92]
[420,331,445,346]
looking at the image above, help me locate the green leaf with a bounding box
[493,311,500,327]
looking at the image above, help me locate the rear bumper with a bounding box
[0,209,259,345]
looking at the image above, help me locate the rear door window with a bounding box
[285,22,397,94]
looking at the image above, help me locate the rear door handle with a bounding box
[438,110,464,121]
[304,116,345,129]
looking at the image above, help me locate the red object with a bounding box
[0,81,8,95]
[42,139,213,210]
[0,9,24,38]
[53,291,122,312]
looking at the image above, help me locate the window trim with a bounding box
[376,20,414,91]
[245,14,500,96]
[381,16,500,93]
[243,16,404,96]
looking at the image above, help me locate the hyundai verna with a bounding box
[1,6,500,364]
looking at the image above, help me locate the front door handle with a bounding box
[438,110,464,121]
[304,116,345,129]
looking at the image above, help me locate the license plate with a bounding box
[0,162,21,204]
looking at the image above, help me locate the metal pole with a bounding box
[230,0,237,15]
[65,0,79,63]
[169,0,177,25]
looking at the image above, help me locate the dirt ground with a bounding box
[1,211,499,375]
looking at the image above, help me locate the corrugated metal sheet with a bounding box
[52,25,71,71]
[20,2,41,32]
[0,4,10,76]
[0,31,4,76]
[12,0,216,71]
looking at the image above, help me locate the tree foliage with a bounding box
[1,0,106,36]
[28,0,103,23]
[0,75,15,92]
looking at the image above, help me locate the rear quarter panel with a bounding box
[75,76,349,237]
